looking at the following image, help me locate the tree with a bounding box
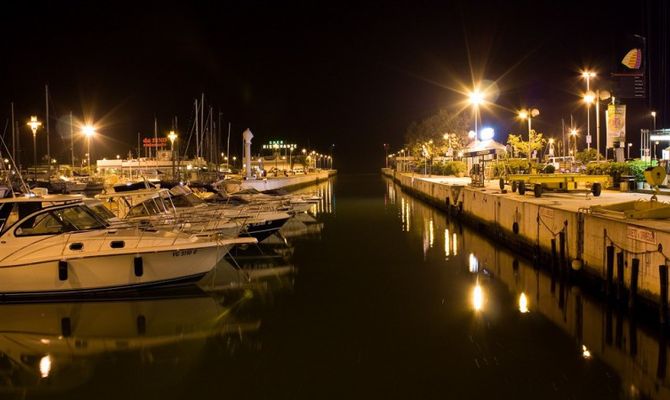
[404,109,471,157]
[506,130,546,158]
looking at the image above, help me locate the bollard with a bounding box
[629,258,640,311]
[660,265,669,326]
[606,246,614,297]
[617,251,625,302]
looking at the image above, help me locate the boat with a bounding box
[96,188,243,238]
[0,195,256,296]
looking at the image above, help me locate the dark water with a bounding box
[2,174,668,399]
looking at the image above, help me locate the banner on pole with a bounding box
[606,104,626,147]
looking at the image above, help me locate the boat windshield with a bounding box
[170,193,204,208]
[127,198,166,218]
[14,205,106,236]
[55,206,107,230]
[88,203,116,220]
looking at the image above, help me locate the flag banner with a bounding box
[606,104,626,147]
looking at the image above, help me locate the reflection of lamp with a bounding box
[518,293,529,313]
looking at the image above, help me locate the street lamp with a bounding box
[651,111,657,131]
[383,143,389,168]
[569,128,578,156]
[518,108,540,161]
[468,89,485,141]
[168,130,178,179]
[82,125,96,175]
[585,90,610,160]
[27,116,42,181]
[627,143,632,159]
[581,70,596,150]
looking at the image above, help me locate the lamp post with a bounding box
[383,144,389,168]
[651,111,657,131]
[581,70,596,150]
[627,143,632,159]
[168,130,177,180]
[27,116,42,181]
[518,108,540,162]
[82,125,96,175]
[468,89,484,144]
[585,90,610,160]
[569,129,578,156]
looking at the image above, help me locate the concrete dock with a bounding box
[235,170,336,192]
[383,168,670,308]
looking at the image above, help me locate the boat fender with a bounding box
[58,260,68,281]
[134,256,143,277]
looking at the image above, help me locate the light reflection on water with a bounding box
[385,176,670,400]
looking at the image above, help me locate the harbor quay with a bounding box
[238,170,337,192]
[382,168,670,314]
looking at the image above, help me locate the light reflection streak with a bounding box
[39,355,51,378]
[468,253,478,273]
[472,282,484,312]
[518,292,529,313]
[445,228,450,257]
[429,219,434,248]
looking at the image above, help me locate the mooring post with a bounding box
[605,245,614,297]
[629,258,640,312]
[551,238,557,275]
[559,231,566,278]
[660,264,669,326]
[616,251,625,302]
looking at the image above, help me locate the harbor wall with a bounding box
[382,168,669,307]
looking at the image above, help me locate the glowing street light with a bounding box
[82,124,96,174]
[518,108,540,161]
[651,111,657,131]
[168,130,178,179]
[27,116,42,181]
[468,89,485,140]
[581,70,597,150]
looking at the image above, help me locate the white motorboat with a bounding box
[0,196,256,296]
[96,189,243,238]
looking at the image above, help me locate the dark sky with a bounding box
[0,1,664,172]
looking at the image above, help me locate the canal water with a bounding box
[2,174,667,399]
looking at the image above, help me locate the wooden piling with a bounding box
[550,238,557,293]
[605,245,614,297]
[629,258,640,311]
[616,251,625,301]
[660,264,669,326]
[559,231,566,277]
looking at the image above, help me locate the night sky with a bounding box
[0,1,666,172]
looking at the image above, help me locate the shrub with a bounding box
[627,159,658,182]
[543,164,555,174]
[576,148,598,164]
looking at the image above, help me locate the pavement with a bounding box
[405,173,670,232]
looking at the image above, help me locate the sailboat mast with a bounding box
[10,102,15,162]
[70,111,75,170]
[45,84,50,173]
[153,116,158,160]
[194,99,199,162]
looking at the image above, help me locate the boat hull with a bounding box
[0,245,230,296]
